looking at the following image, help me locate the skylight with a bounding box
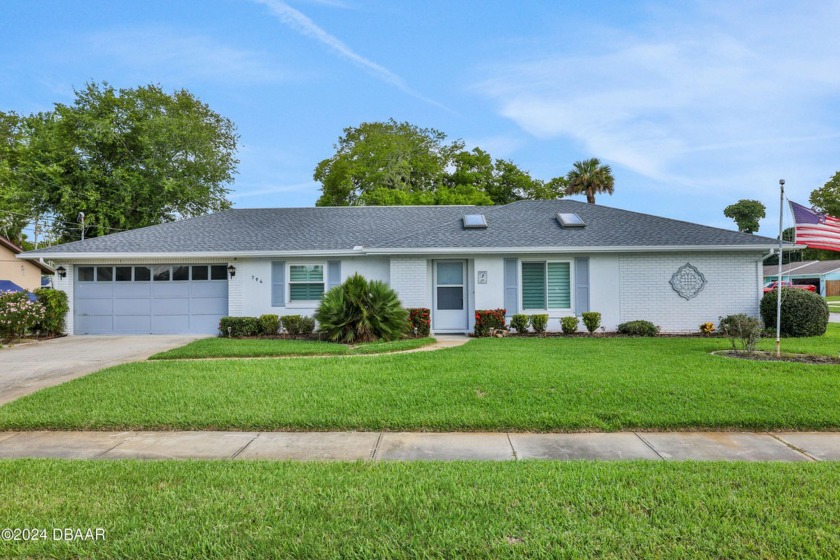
[463,214,488,229]
[557,212,586,228]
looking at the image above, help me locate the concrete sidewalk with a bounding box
[0,430,838,462]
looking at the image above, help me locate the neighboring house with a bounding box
[0,236,54,293]
[763,260,840,296]
[20,200,781,335]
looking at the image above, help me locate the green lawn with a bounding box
[0,460,837,558]
[1,327,839,432]
[149,337,436,359]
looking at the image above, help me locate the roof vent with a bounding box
[463,214,488,229]
[557,212,585,228]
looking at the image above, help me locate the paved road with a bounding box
[0,430,837,461]
[0,335,202,405]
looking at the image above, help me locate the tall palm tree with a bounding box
[565,158,615,204]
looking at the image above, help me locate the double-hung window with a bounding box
[288,264,325,302]
[521,261,571,310]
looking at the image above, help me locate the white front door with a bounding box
[433,260,467,332]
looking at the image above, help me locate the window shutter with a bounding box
[271,261,286,307]
[503,258,518,316]
[574,257,590,314]
[327,261,341,290]
[547,262,571,309]
[521,262,546,310]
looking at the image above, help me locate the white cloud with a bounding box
[86,27,287,85]
[229,182,316,199]
[461,134,524,159]
[252,0,451,111]
[475,2,840,193]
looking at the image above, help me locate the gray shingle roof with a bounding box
[763,260,840,277]
[25,199,779,257]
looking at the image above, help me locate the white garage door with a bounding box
[74,264,228,334]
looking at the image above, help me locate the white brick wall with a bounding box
[389,257,429,308]
[54,263,74,335]
[228,262,244,316]
[619,252,764,333]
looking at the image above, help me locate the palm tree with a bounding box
[565,158,615,204]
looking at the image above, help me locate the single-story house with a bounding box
[20,200,781,335]
[1,236,54,293]
[763,260,840,296]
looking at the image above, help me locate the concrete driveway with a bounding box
[0,335,202,405]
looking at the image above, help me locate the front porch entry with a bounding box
[432,260,468,333]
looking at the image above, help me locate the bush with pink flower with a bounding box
[0,290,46,340]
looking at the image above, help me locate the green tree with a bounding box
[809,171,840,218]
[723,199,766,234]
[565,158,615,204]
[315,119,461,206]
[315,121,565,206]
[4,82,238,242]
[0,111,36,245]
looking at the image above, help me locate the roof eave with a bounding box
[364,244,788,255]
[17,249,367,261]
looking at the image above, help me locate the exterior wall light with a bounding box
[227,264,236,278]
[56,266,67,279]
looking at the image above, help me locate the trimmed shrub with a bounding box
[281,315,316,336]
[760,288,829,337]
[509,314,530,334]
[407,308,431,337]
[0,290,45,340]
[560,316,579,334]
[530,314,549,334]
[699,321,715,336]
[617,320,659,337]
[582,312,601,334]
[718,314,761,354]
[474,309,506,337]
[315,273,408,343]
[34,288,69,336]
[219,317,260,338]
[258,314,280,336]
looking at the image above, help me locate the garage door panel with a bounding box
[76,283,113,298]
[114,316,152,333]
[75,264,228,335]
[114,284,152,298]
[152,283,191,298]
[77,298,114,315]
[190,315,222,334]
[114,298,152,316]
[190,297,226,316]
[151,298,190,315]
[191,282,227,298]
[152,315,191,333]
[76,315,114,334]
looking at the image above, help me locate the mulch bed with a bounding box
[714,350,840,365]
[479,332,724,339]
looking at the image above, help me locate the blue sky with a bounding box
[3,0,840,235]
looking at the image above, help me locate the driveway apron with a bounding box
[0,335,201,405]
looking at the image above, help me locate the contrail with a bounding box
[252,0,452,112]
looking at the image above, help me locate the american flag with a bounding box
[790,201,840,252]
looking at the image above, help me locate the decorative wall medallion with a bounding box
[670,263,706,300]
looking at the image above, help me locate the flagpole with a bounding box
[776,179,784,357]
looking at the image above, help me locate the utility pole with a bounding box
[78,212,85,241]
[776,179,784,358]
[33,215,39,249]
